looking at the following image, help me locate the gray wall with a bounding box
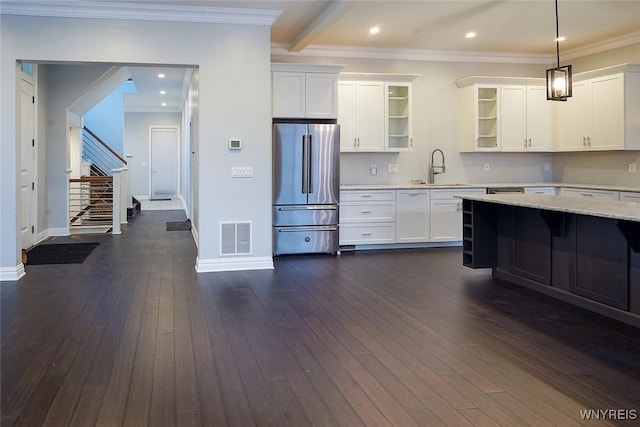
[1,14,273,273]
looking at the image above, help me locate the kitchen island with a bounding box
[456,193,640,327]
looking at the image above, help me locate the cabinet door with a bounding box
[620,191,640,202]
[272,72,305,118]
[338,82,357,152]
[526,86,552,151]
[430,199,462,242]
[500,85,527,151]
[355,82,385,152]
[556,80,589,151]
[589,74,624,150]
[305,73,338,119]
[396,190,429,243]
[386,83,412,152]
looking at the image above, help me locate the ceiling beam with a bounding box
[288,1,348,52]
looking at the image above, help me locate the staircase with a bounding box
[68,127,138,234]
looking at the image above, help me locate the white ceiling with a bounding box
[52,0,640,111]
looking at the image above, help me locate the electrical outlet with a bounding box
[388,163,398,173]
[629,163,637,173]
[370,164,377,175]
[544,163,551,172]
[484,163,490,172]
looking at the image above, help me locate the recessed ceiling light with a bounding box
[161,102,167,106]
[369,26,380,35]
[465,32,477,39]
[160,90,166,95]
[555,36,566,42]
[158,73,165,79]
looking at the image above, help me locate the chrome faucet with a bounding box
[428,148,446,184]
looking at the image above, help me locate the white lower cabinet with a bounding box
[339,190,396,245]
[430,189,486,242]
[341,187,487,246]
[396,189,429,243]
[558,187,619,200]
[619,191,640,202]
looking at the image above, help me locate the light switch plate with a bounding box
[388,163,398,172]
[231,167,253,178]
[629,163,637,173]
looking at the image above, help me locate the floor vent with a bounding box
[220,221,252,255]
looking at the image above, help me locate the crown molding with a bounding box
[271,43,553,65]
[562,31,640,61]
[0,0,282,25]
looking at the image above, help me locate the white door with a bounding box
[150,126,179,200]
[20,75,36,249]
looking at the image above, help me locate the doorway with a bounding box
[149,126,180,200]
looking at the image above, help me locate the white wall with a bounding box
[124,111,182,198]
[273,55,555,186]
[1,14,273,276]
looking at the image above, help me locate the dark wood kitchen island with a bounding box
[457,193,640,327]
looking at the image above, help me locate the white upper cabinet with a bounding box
[386,83,413,152]
[457,65,640,152]
[500,85,552,152]
[271,64,344,119]
[338,73,418,153]
[338,81,386,152]
[555,74,630,151]
[458,84,500,152]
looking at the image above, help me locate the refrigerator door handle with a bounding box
[277,205,337,211]
[277,226,338,232]
[307,134,313,194]
[301,134,308,194]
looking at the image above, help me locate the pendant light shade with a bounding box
[546,64,572,101]
[546,0,572,101]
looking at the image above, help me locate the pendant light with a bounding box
[546,0,572,101]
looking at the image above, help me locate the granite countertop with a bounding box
[455,193,640,222]
[340,182,640,192]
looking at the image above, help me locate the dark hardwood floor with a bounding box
[2,210,639,426]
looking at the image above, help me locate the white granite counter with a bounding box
[340,182,640,192]
[455,193,640,222]
[340,183,485,190]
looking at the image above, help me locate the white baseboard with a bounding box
[0,264,26,282]
[195,256,274,273]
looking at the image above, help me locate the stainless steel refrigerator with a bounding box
[273,121,340,255]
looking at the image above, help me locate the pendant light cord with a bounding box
[555,0,561,67]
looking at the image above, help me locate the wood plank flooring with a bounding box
[2,210,639,426]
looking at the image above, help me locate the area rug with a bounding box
[25,242,100,265]
[166,220,191,231]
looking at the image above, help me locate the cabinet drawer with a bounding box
[340,190,395,202]
[431,188,486,200]
[619,191,640,202]
[524,186,556,195]
[340,223,395,245]
[559,187,619,200]
[340,202,395,223]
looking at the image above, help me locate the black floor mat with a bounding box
[25,243,99,265]
[166,220,191,231]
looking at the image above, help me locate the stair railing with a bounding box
[67,172,120,234]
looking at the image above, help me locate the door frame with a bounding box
[148,125,180,200]
[18,65,38,249]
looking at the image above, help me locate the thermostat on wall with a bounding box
[229,139,242,150]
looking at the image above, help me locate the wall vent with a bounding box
[220,221,252,256]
